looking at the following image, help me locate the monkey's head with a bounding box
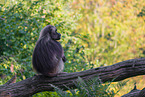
[39,25,61,40]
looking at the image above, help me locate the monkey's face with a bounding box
[50,27,61,40]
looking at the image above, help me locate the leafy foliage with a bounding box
[72,0,145,65]
[0,0,82,79]
[137,6,145,18]
[51,77,127,97]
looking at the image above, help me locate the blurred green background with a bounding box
[0,0,145,96]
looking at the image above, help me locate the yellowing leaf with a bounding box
[23,44,27,49]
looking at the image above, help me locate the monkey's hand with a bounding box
[62,56,67,62]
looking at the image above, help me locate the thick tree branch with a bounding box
[0,58,145,97]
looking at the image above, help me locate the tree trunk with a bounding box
[0,58,145,97]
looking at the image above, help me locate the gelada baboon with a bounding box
[32,25,66,77]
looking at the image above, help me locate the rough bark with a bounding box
[0,58,145,97]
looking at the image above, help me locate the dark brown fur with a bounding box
[32,25,66,77]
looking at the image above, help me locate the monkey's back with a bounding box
[32,39,63,75]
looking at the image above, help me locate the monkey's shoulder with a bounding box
[49,40,63,52]
[50,40,62,47]
[34,40,63,55]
